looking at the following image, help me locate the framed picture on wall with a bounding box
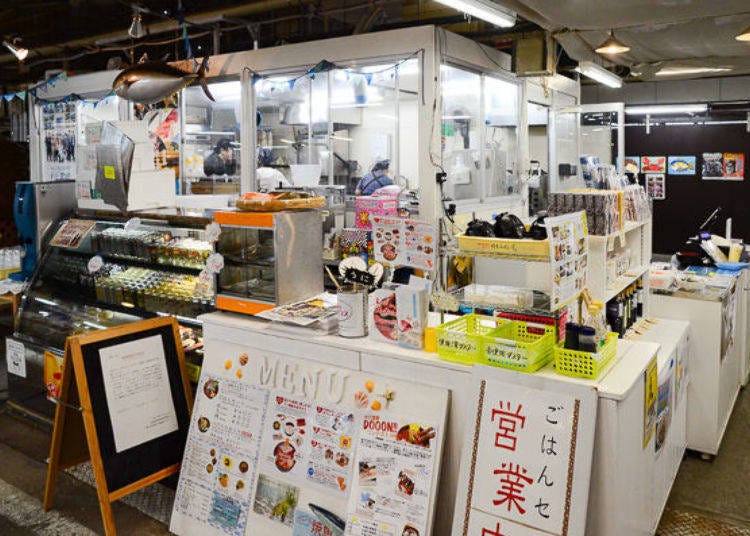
[702,153,724,179]
[641,156,666,173]
[668,156,696,175]
[624,156,640,174]
[646,174,666,200]
[723,153,745,180]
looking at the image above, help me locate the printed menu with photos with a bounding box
[171,348,449,536]
[172,375,269,536]
[372,217,437,271]
[346,414,438,536]
[546,211,588,311]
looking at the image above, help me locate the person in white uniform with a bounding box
[256,148,291,191]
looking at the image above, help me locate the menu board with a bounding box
[453,365,597,536]
[372,217,437,271]
[545,211,588,311]
[171,347,448,536]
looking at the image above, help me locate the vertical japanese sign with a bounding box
[453,365,597,536]
[546,211,589,311]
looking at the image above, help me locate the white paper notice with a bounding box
[99,335,179,453]
[6,338,26,378]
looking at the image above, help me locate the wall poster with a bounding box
[646,174,666,200]
[41,101,77,182]
[546,211,588,311]
[171,346,449,536]
[452,365,597,536]
[667,156,696,176]
[703,152,745,181]
[640,156,666,174]
[624,156,640,174]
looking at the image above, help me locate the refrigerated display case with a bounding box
[7,211,216,419]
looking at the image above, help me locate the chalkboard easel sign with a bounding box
[43,317,193,536]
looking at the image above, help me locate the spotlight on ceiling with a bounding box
[736,24,750,42]
[128,12,146,39]
[575,61,623,88]
[432,0,516,27]
[595,30,630,55]
[3,39,28,62]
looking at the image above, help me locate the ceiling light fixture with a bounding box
[128,12,146,39]
[655,66,732,76]
[626,104,708,115]
[3,39,28,61]
[575,61,623,88]
[595,30,630,55]
[736,24,750,41]
[432,0,516,27]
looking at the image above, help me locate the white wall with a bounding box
[529,126,549,170]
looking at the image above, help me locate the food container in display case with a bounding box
[8,211,215,419]
[214,210,323,315]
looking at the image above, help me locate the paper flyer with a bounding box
[624,156,640,174]
[42,100,77,182]
[49,219,96,249]
[702,152,724,179]
[345,414,437,536]
[372,217,436,271]
[172,377,269,536]
[643,357,658,448]
[545,211,588,311]
[723,153,744,180]
[261,395,313,481]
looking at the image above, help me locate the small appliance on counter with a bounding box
[214,210,323,315]
[674,207,748,268]
[12,181,76,280]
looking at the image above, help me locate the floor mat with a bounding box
[65,463,174,525]
[659,508,750,535]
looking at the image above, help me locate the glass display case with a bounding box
[214,210,323,315]
[9,212,215,418]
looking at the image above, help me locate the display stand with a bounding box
[43,317,193,536]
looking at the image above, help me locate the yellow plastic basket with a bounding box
[554,332,618,379]
[436,314,506,364]
[478,321,556,372]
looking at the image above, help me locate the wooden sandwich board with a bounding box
[43,317,194,535]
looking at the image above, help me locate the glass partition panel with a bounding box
[182,80,241,194]
[484,76,519,197]
[441,65,482,201]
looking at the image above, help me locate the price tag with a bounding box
[88,255,104,274]
[205,222,221,243]
[6,338,26,378]
[205,253,225,274]
[344,267,375,287]
[124,217,142,231]
[198,269,213,285]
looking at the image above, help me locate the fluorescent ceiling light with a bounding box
[595,31,630,55]
[626,104,708,115]
[736,24,750,41]
[656,66,732,76]
[432,0,516,27]
[575,61,623,88]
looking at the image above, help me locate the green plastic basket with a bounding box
[436,314,506,364]
[554,332,618,379]
[478,321,556,372]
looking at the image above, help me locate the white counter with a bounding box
[200,312,686,536]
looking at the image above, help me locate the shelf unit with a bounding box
[469,218,653,319]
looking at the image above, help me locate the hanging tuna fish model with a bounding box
[112,55,214,104]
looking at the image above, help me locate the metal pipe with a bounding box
[0,0,290,66]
